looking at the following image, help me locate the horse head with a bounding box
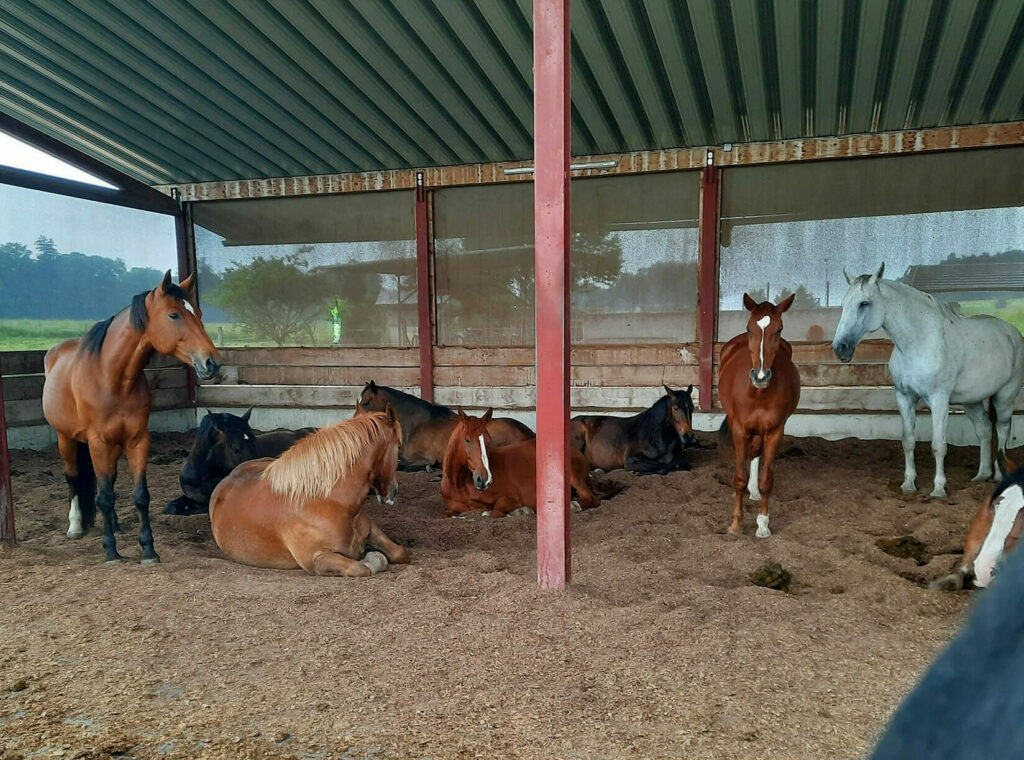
[961,454,1024,588]
[663,384,696,447]
[456,408,494,491]
[371,403,402,505]
[832,263,886,363]
[742,293,795,389]
[144,270,220,380]
[206,408,259,470]
[356,380,383,416]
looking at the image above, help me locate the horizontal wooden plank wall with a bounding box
[1,350,190,428]
[184,340,1024,416]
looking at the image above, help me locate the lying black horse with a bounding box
[571,385,697,475]
[164,409,314,515]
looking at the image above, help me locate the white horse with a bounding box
[833,263,1024,499]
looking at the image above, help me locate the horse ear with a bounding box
[778,293,796,313]
[482,408,493,424]
[240,407,252,422]
[157,269,173,295]
[742,292,756,312]
[686,384,693,395]
[663,384,673,396]
[368,379,377,391]
[843,268,853,285]
[458,408,467,423]
[869,262,885,284]
[999,450,1018,474]
[179,273,196,295]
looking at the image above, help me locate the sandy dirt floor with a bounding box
[0,429,989,759]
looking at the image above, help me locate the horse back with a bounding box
[255,428,315,458]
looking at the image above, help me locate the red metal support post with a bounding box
[0,360,15,543]
[697,157,721,411]
[415,173,435,402]
[534,0,572,589]
[174,193,198,404]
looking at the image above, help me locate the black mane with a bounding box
[80,285,188,355]
[372,384,456,420]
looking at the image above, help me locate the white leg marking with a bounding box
[755,315,771,380]
[755,513,771,539]
[974,485,1024,587]
[67,495,82,538]
[747,457,762,501]
[478,435,493,487]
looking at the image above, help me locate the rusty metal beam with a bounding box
[159,120,1024,202]
[415,175,435,402]
[697,159,721,412]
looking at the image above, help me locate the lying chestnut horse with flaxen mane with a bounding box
[441,409,623,518]
[209,407,408,577]
[355,381,534,469]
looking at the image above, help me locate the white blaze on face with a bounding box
[478,434,493,487]
[183,300,196,315]
[974,485,1024,587]
[755,315,771,380]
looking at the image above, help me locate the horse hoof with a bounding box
[66,529,84,540]
[570,501,582,513]
[360,551,388,575]
[141,554,161,565]
[104,556,125,565]
[930,489,949,500]
[510,507,533,517]
[971,473,991,483]
[755,527,772,539]
[928,574,964,593]
[727,525,743,536]
[900,483,916,494]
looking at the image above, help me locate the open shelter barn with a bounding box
[2,1,1024,757]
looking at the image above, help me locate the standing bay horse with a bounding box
[718,294,801,537]
[42,271,220,562]
[572,385,696,474]
[356,381,534,469]
[834,264,1024,499]
[209,408,408,577]
[441,409,613,517]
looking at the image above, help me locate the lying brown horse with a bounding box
[932,453,1024,591]
[356,381,534,469]
[441,409,610,517]
[209,407,408,576]
[165,409,316,515]
[718,294,800,538]
[571,385,696,474]
[42,271,219,562]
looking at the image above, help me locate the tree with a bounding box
[209,253,341,346]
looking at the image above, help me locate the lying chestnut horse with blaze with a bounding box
[210,407,408,577]
[356,381,534,469]
[571,385,696,474]
[441,409,622,517]
[932,453,1024,591]
[42,271,220,563]
[718,294,800,538]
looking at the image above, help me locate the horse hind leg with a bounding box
[367,522,410,565]
[964,402,994,482]
[992,385,1018,480]
[57,435,85,539]
[126,434,159,564]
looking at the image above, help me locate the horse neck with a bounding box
[325,437,385,507]
[382,390,449,438]
[878,280,946,357]
[635,396,671,439]
[97,312,154,393]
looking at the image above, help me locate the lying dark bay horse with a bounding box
[440,409,619,518]
[42,271,220,562]
[164,408,315,515]
[356,381,534,469]
[571,385,696,474]
[718,294,800,538]
[210,407,408,576]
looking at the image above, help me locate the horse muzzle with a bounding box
[749,369,772,389]
[192,355,221,381]
[681,432,697,448]
[473,473,491,491]
[833,340,855,363]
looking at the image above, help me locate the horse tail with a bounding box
[75,442,97,528]
[717,416,732,452]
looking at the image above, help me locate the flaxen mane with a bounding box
[262,412,399,503]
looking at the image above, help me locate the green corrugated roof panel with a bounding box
[1,0,1022,185]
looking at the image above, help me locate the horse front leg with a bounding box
[895,390,918,494]
[367,522,410,564]
[728,428,751,535]
[928,392,950,499]
[755,428,785,538]
[87,439,123,563]
[126,432,159,564]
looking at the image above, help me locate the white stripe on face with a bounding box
[183,300,196,315]
[478,434,493,487]
[974,485,1024,587]
[755,315,771,380]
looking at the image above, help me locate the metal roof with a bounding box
[2,0,1023,186]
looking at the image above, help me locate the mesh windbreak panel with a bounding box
[718,147,1024,342]
[193,191,416,348]
[0,184,177,350]
[434,172,699,346]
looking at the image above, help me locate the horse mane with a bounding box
[262,412,399,503]
[635,395,671,436]
[373,384,456,420]
[80,285,189,355]
[441,418,472,486]
[875,277,960,324]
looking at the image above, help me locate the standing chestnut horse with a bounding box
[718,294,801,538]
[441,409,607,517]
[42,271,220,562]
[209,408,408,577]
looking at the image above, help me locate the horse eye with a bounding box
[169,312,181,320]
[465,438,470,444]
[859,301,870,309]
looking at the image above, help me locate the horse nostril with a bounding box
[205,358,219,375]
